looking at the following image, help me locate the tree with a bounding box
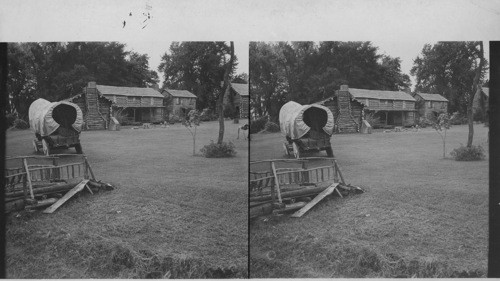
[183,109,200,156]
[7,42,159,118]
[232,73,248,83]
[467,41,485,147]
[411,41,487,147]
[432,112,452,158]
[158,42,238,111]
[217,42,235,144]
[249,41,411,121]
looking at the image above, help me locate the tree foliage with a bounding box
[250,41,411,121]
[158,42,238,111]
[7,42,159,119]
[411,42,488,115]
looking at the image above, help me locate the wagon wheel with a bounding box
[283,143,291,157]
[42,139,51,156]
[325,146,334,157]
[292,142,301,159]
[75,143,83,154]
[33,140,40,153]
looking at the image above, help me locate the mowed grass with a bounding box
[6,120,248,278]
[250,124,489,278]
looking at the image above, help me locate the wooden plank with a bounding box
[43,180,89,214]
[271,162,283,203]
[291,183,339,218]
[22,158,35,199]
[273,201,307,214]
[84,157,96,180]
[334,160,346,184]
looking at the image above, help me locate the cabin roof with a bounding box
[231,83,249,97]
[162,89,197,98]
[97,85,164,98]
[349,88,416,102]
[415,93,448,102]
[482,87,489,97]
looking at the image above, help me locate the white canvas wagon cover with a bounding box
[29,98,83,137]
[279,101,334,140]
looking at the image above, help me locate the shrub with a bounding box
[450,145,485,161]
[364,112,380,127]
[13,118,29,129]
[250,116,268,134]
[200,141,237,158]
[6,112,17,127]
[168,115,181,124]
[417,117,434,128]
[264,121,280,132]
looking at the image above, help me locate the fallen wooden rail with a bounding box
[4,154,112,213]
[250,157,363,218]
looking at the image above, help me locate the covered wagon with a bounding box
[29,98,84,155]
[279,101,334,158]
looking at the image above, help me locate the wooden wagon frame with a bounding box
[4,154,100,213]
[250,157,362,218]
[283,130,333,159]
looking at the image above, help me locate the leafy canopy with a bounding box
[250,41,411,121]
[158,42,240,111]
[7,42,159,118]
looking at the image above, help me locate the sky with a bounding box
[1,0,499,89]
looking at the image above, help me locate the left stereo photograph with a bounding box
[4,41,249,278]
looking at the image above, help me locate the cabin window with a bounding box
[403,101,406,109]
[427,101,432,108]
[113,96,117,103]
[365,99,370,106]
[128,96,134,102]
[150,97,154,105]
[388,100,394,107]
[175,98,180,105]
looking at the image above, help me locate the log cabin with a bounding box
[161,89,197,121]
[69,82,165,129]
[224,83,249,119]
[319,85,416,132]
[413,93,449,120]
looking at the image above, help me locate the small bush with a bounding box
[264,121,280,132]
[250,116,268,134]
[364,112,380,127]
[168,115,181,124]
[450,145,485,161]
[6,112,17,127]
[417,117,434,128]
[200,141,237,158]
[13,118,29,129]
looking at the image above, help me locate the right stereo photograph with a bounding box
[249,41,488,278]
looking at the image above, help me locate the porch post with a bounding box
[385,111,388,125]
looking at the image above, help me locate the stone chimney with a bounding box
[86,81,97,96]
[340,84,349,92]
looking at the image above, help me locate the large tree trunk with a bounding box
[467,41,484,148]
[217,42,234,144]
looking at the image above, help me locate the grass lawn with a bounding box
[250,124,489,278]
[5,120,248,278]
